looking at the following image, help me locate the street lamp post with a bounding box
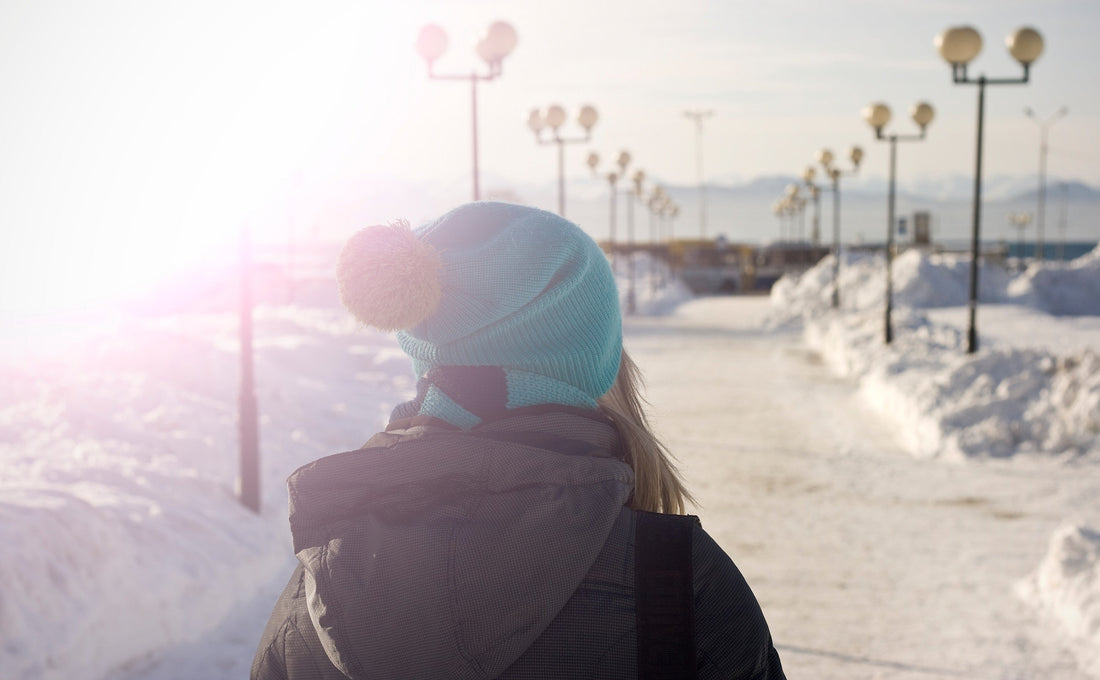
[785,184,805,241]
[936,24,1044,354]
[802,167,821,245]
[663,201,681,282]
[684,109,714,238]
[238,223,260,513]
[648,192,660,291]
[1009,211,1033,268]
[624,169,646,314]
[1024,106,1067,262]
[648,186,668,291]
[864,101,935,344]
[587,150,632,270]
[527,104,599,217]
[648,185,666,244]
[817,146,863,308]
[416,21,518,201]
[1057,182,1069,261]
[772,200,787,241]
[773,190,800,242]
[798,197,807,240]
[797,197,807,241]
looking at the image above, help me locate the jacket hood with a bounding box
[286,408,634,680]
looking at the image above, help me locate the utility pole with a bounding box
[683,109,714,239]
[238,223,260,513]
[1025,106,1067,262]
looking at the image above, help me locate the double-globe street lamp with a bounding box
[801,168,822,246]
[771,199,789,241]
[656,196,680,289]
[587,150,648,313]
[647,186,678,291]
[788,184,807,241]
[1024,106,1068,262]
[773,185,806,242]
[815,146,863,308]
[416,21,518,201]
[648,186,667,292]
[587,149,632,262]
[527,104,599,217]
[623,169,647,313]
[863,101,935,344]
[935,24,1043,353]
[652,189,680,245]
[648,185,667,244]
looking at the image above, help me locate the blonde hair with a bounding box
[597,349,694,514]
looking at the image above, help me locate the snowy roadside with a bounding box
[3,244,1099,678]
[0,260,688,680]
[768,244,1100,676]
[0,307,411,680]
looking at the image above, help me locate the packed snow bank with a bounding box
[1017,524,1100,677]
[770,246,1100,460]
[770,244,1100,325]
[803,307,1100,460]
[0,307,411,680]
[614,252,695,316]
[1008,245,1100,316]
[0,262,690,680]
[770,244,1100,678]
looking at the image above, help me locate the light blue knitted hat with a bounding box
[336,201,622,428]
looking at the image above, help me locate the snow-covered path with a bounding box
[628,296,1094,679]
[8,288,1096,679]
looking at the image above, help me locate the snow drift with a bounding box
[770,243,1100,677]
[1018,523,1100,677]
[770,245,1100,460]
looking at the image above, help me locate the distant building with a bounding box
[913,211,932,245]
[669,238,746,293]
[743,242,831,292]
[662,239,829,294]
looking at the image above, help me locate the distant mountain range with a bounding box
[302,172,1100,248]
[563,173,1100,204]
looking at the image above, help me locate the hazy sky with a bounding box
[1,0,1098,311]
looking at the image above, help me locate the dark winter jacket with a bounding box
[251,408,784,680]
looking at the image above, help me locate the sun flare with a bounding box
[0,1,432,315]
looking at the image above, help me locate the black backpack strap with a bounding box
[635,510,699,680]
